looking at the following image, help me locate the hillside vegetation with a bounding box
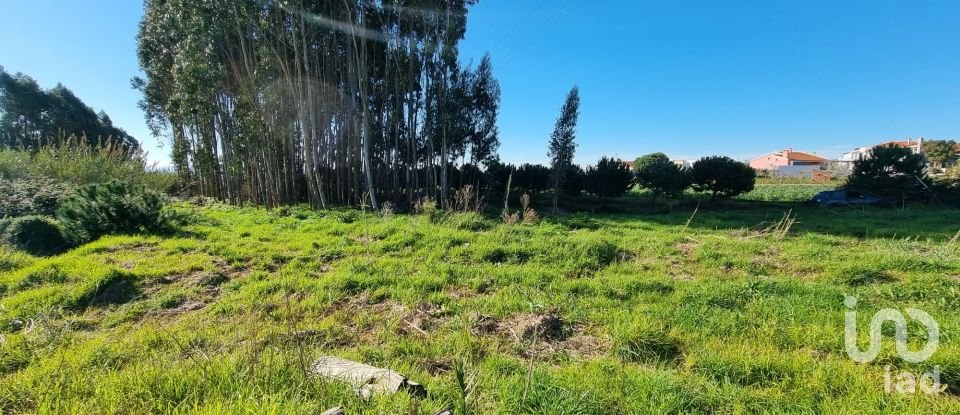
[3,203,960,413]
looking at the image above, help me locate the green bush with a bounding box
[634,152,692,199]
[691,156,756,199]
[560,164,586,196]
[1,215,69,256]
[846,145,927,200]
[0,177,74,217]
[584,157,634,199]
[57,180,169,244]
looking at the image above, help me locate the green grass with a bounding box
[738,184,838,202]
[3,202,960,413]
[626,183,837,204]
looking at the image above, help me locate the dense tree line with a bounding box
[136,0,500,209]
[0,67,138,152]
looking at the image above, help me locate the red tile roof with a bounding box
[876,140,921,149]
[785,151,828,162]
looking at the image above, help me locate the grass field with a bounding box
[738,184,838,202]
[3,201,960,413]
[628,183,838,204]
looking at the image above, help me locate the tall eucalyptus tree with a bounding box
[136,0,497,209]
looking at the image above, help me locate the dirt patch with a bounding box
[471,313,499,335]
[554,331,611,358]
[140,257,253,319]
[750,247,783,272]
[505,311,566,342]
[667,257,694,281]
[157,257,252,290]
[169,301,206,314]
[353,235,381,244]
[420,358,453,375]
[211,257,254,280]
[98,243,158,254]
[447,286,480,300]
[472,311,610,359]
[676,242,698,258]
[617,250,637,262]
[324,294,450,340]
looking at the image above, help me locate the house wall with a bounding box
[749,154,789,171]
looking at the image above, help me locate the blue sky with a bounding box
[2,1,959,166]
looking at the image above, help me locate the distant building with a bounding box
[623,158,693,170]
[841,138,925,163]
[748,148,830,172]
[673,160,694,169]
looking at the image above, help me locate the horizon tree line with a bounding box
[0,67,139,153]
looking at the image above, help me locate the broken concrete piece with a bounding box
[311,356,425,399]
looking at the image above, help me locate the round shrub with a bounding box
[56,180,168,244]
[634,152,692,199]
[2,215,68,256]
[691,156,756,199]
[846,145,928,200]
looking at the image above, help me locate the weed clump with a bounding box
[502,194,538,225]
[830,265,895,286]
[564,213,601,230]
[331,210,360,224]
[614,320,683,364]
[561,236,619,274]
[445,212,492,232]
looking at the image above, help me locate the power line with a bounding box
[499,0,589,67]
[489,0,551,55]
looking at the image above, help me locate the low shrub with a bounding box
[444,212,492,231]
[0,177,74,218]
[1,216,69,256]
[57,180,169,244]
